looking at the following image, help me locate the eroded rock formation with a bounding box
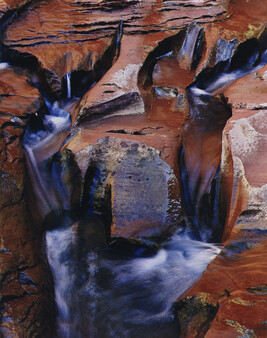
[0,67,55,335]
[0,0,266,336]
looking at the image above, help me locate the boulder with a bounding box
[75,137,182,240]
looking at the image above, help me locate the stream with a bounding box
[46,226,220,337]
[18,21,267,338]
[21,74,222,337]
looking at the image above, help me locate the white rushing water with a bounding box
[45,224,220,337]
[46,225,78,338]
[0,62,9,69]
[23,101,71,216]
[66,73,71,99]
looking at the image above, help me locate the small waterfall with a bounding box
[23,100,222,335]
[66,73,71,99]
[24,144,53,216]
[179,30,267,242]
[46,224,78,338]
[0,62,9,69]
[23,101,71,217]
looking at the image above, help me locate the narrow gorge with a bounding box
[0,0,266,337]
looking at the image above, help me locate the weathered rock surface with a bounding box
[175,230,267,337]
[175,5,267,330]
[0,0,267,336]
[76,137,182,239]
[0,67,55,336]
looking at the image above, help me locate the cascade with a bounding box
[21,24,267,337]
[1,6,266,334]
[22,84,221,336]
[1,0,266,336]
[46,227,220,337]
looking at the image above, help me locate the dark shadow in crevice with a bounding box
[61,21,123,99]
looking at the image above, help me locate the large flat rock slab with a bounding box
[75,137,182,239]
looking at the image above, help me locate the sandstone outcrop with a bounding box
[174,1,267,335]
[0,0,267,336]
[175,230,267,337]
[0,67,55,336]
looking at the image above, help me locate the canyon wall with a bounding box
[0,0,266,336]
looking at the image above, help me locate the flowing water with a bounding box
[66,73,71,99]
[19,24,267,337]
[23,100,71,216]
[46,224,220,337]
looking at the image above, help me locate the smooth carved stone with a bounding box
[175,230,267,337]
[230,111,267,191]
[76,91,144,125]
[221,64,267,234]
[0,67,41,120]
[75,137,182,239]
[4,0,227,54]
[224,64,267,189]
[76,63,145,124]
[2,0,227,111]
[231,156,267,231]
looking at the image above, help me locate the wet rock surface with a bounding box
[0,67,55,335]
[0,0,267,336]
[173,1,267,334]
[175,294,219,338]
[175,230,267,337]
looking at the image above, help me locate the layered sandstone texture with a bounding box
[0,0,267,336]
[0,68,55,335]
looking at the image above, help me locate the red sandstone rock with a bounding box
[1,0,267,336]
[174,2,267,333]
[0,67,55,336]
[176,230,267,337]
